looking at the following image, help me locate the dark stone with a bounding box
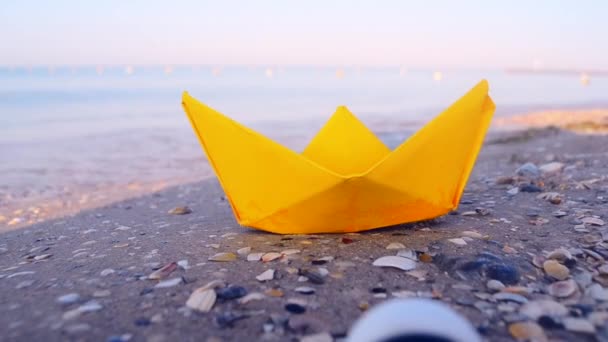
[563,258,577,268]
[371,287,387,294]
[569,304,594,317]
[134,318,151,327]
[484,262,520,285]
[311,260,327,265]
[460,199,474,205]
[537,315,563,329]
[214,312,248,328]
[299,269,325,284]
[139,288,154,296]
[285,303,306,314]
[216,286,247,300]
[519,184,542,193]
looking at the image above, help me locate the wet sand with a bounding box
[1,127,607,341]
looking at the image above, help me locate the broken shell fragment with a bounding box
[208,252,237,262]
[256,269,275,282]
[372,256,416,271]
[186,288,216,313]
[148,262,177,280]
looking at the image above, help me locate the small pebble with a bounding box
[57,293,80,305]
[216,285,247,300]
[285,303,306,314]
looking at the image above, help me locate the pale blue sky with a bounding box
[1,0,607,69]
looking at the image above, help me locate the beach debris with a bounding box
[57,293,80,305]
[447,238,467,246]
[492,292,528,304]
[552,210,568,218]
[208,252,237,262]
[520,300,568,320]
[294,286,316,295]
[236,247,251,256]
[516,163,540,178]
[33,254,52,261]
[548,279,577,298]
[386,242,405,250]
[508,322,547,342]
[372,256,417,271]
[520,184,542,193]
[148,262,177,280]
[216,285,247,300]
[285,303,306,314]
[238,292,265,304]
[154,277,183,288]
[168,206,192,215]
[256,269,275,282]
[582,217,605,226]
[461,230,483,239]
[62,301,104,320]
[100,268,115,277]
[265,288,284,297]
[262,252,282,262]
[186,281,223,313]
[537,192,563,204]
[299,268,326,284]
[543,260,569,280]
[78,300,103,313]
[562,317,596,334]
[341,237,355,244]
[247,252,264,262]
[487,280,506,292]
[214,311,249,328]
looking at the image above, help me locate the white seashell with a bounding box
[372,256,416,271]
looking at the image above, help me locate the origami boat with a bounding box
[182,80,495,234]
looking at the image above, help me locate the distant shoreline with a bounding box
[2,105,607,232]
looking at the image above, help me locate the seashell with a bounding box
[148,262,177,280]
[186,288,216,312]
[256,269,275,282]
[208,252,237,262]
[543,260,569,280]
[372,256,416,271]
[548,279,577,298]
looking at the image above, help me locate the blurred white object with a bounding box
[347,299,481,342]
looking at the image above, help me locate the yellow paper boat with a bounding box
[182,80,495,234]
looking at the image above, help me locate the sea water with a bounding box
[1,66,607,227]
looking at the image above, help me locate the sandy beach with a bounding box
[1,123,607,341]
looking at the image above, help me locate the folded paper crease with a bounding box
[182,80,495,234]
